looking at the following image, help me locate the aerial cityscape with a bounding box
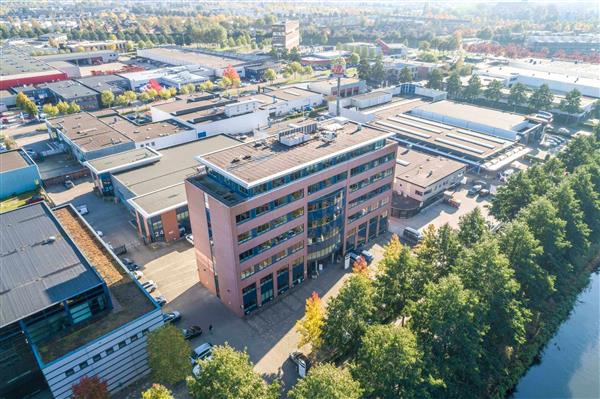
[0,1,599,398]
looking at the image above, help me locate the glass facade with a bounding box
[307,188,345,266]
[260,275,274,305]
[277,267,289,294]
[242,283,257,314]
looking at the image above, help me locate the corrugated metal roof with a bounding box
[0,203,103,328]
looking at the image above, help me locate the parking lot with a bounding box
[389,185,496,236]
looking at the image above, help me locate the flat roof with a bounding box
[0,46,57,77]
[86,147,160,175]
[198,119,394,187]
[0,203,104,328]
[412,100,526,132]
[365,97,429,118]
[395,147,466,188]
[152,94,228,115]
[75,74,129,94]
[109,116,193,141]
[129,183,187,217]
[52,113,133,152]
[309,77,362,91]
[371,111,512,160]
[263,87,321,102]
[0,150,30,172]
[140,47,247,69]
[114,135,240,197]
[42,79,99,99]
[352,90,392,101]
[39,206,154,363]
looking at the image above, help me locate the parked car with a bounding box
[479,188,491,197]
[142,280,157,293]
[26,194,44,205]
[126,263,139,271]
[499,168,515,183]
[557,127,570,135]
[289,352,311,378]
[154,295,167,307]
[467,185,482,196]
[347,251,364,264]
[190,342,213,365]
[76,204,88,215]
[163,311,181,324]
[64,180,75,189]
[183,325,203,340]
[401,227,423,246]
[186,234,194,245]
[96,230,104,237]
[132,270,143,280]
[360,250,374,264]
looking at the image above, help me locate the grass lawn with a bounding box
[0,190,38,213]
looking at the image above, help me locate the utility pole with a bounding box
[336,75,341,116]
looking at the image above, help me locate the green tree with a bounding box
[399,66,413,83]
[559,135,597,172]
[462,74,482,101]
[353,325,425,398]
[490,171,536,222]
[100,90,115,107]
[16,92,28,108]
[548,182,591,260]
[418,40,431,51]
[415,224,462,280]
[56,100,69,114]
[159,88,172,100]
[322,274,375,355]
[147,324,190,385]
[302,65,313,76]
[507,83,528,111]
[67,102,80,114]
[115,94,128,106]
[187,344,280,399]
[518,198,570,281]
[142,384,175,399]
[295,291,324,350]
[408,275,485,398]
[569,166,600,236]
[528,84,554,111]
[369,56,385,85]
[42,103,59,117]
[446,72,462,99]
[559,89,582,123]
[357,57,370,81]
[498,221,555,310]
[484,79,504,103]
[124,90,137,104]
[457,207,488,247]
[288,364,362,399]
[264,68,276,84]
[419,52,438,62]
[200,80,215,92]
[374,235,420,321]
[426,69,443,90]
[349,52,360,65]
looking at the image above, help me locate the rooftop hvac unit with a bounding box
[321,130,336,143]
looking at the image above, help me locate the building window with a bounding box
[130,334,139,342]
[277,267,290,294]
[92,354,102,363]
[106,347,114,355]
[242,283,257,314]
[79,361,89,370]
[118,340,126,349]
[260,274,274,305]
[65,369,75,377]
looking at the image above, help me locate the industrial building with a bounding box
[40,80,101,110]
[251,87,324,117]
[75,74,130,98]
[376,39,408,56]
[0,46,67,90]
[339,42,382,58]
[136,47,269,77]
[118,66,210,91]
[272,20,300,51]
[300,50,351,66]
[0,149,42,199]
[38,50,119,66]
[474,62,600,99]
[85,135,239,243]
[63,40,128,53]
[185,118,397,316]
[393,146,466,216]
[525,34,600,54]
[369,100,536,172]
[383,58,445,80]
[0,203,162,399]
[307,77,367,97]
[149,93,269,138]
[47,111,196,162]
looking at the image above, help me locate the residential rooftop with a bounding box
[395,147,466,188]
[38,205,154,363]
[0,149,31,173]
[197,118,394,188]
[113,135,240,197]
[0,203,104,329]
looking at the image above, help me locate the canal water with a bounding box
[513,269,600,399]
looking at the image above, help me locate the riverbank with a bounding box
[506,247,600,398]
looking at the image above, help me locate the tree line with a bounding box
[294,130,600,398]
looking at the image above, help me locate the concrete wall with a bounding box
[41,309,163,399]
